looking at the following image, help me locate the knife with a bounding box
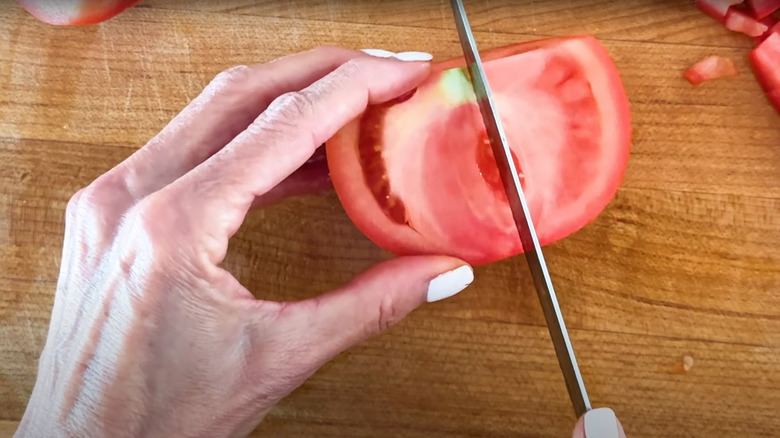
[448,0,592,419]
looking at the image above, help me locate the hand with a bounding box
[573,408,627,438]
[15,47,474,438]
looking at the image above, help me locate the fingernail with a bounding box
[394,51,434,62]
[361,48,433,62]
[361,48,397,58]
[427,265,473,302]
[584,408,621,438]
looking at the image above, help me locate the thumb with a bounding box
[572,408,627,438]
[282,255,473,365]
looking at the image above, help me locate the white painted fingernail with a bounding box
[361,48,396,58]
[427,265,473,302]
[584,408,620,438]
[361,49,433,62]
[394,51,433,61]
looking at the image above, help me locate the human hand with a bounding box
[15,47,474,438]
[573,408,627,438]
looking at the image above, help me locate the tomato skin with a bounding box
[750,32,780,114]
[17,0,140,25]
[326,36,632,266]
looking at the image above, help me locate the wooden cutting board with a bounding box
[1,1,779,437]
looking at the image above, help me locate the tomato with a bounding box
[683,55,738,86]
[746,0,780,19]
[696,0,746,22]
[725,8,770,36]
[326,36,632,266]
[750,32,780,114]
[17,0,140,25]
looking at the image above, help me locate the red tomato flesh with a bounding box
[746,0,780,19]
[750,33,780,114]
[770,20,780,36]
[684,55,739,86]
[725,8,770,36]
[326,36,632,266]
[17,0,140,25]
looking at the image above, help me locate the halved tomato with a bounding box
[17,0,140,25]
[326,36,632,266]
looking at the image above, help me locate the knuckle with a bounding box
[251,90,314,135]
[339,57,366,76]
[207,64,252,92]
[273,90,316,118]
[76,174,130,217]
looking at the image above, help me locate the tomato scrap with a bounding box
[326,36,632,266]
[725,8,770,36]
[684,55,739,86]
[17,0,140,25]
[749,33,780,112]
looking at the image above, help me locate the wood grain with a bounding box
[1,1,779,437]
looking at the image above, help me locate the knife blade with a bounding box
[448,0,592,418]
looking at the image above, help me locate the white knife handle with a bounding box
[583,408,625,438]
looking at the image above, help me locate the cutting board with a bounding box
[1,1,779,437]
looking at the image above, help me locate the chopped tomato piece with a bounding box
[683,55,738,86]
[326,36,632,266]
[17,0,140,25]
[749,33,780,114]
[725,8,770,36]
[770,19,780,36]
[696,0,746,21]
[746,0,780,19]
[755,15,779,40]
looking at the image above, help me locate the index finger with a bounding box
[154,55,431,265]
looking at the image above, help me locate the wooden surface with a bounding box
[1,0,779,437]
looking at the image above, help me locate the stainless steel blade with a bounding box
[449,0,592,418]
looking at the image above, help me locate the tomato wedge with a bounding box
[17,0,140,25]
[750,33,780,114]
[326,36,632,266]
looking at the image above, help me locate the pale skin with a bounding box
[13,47,625,438]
